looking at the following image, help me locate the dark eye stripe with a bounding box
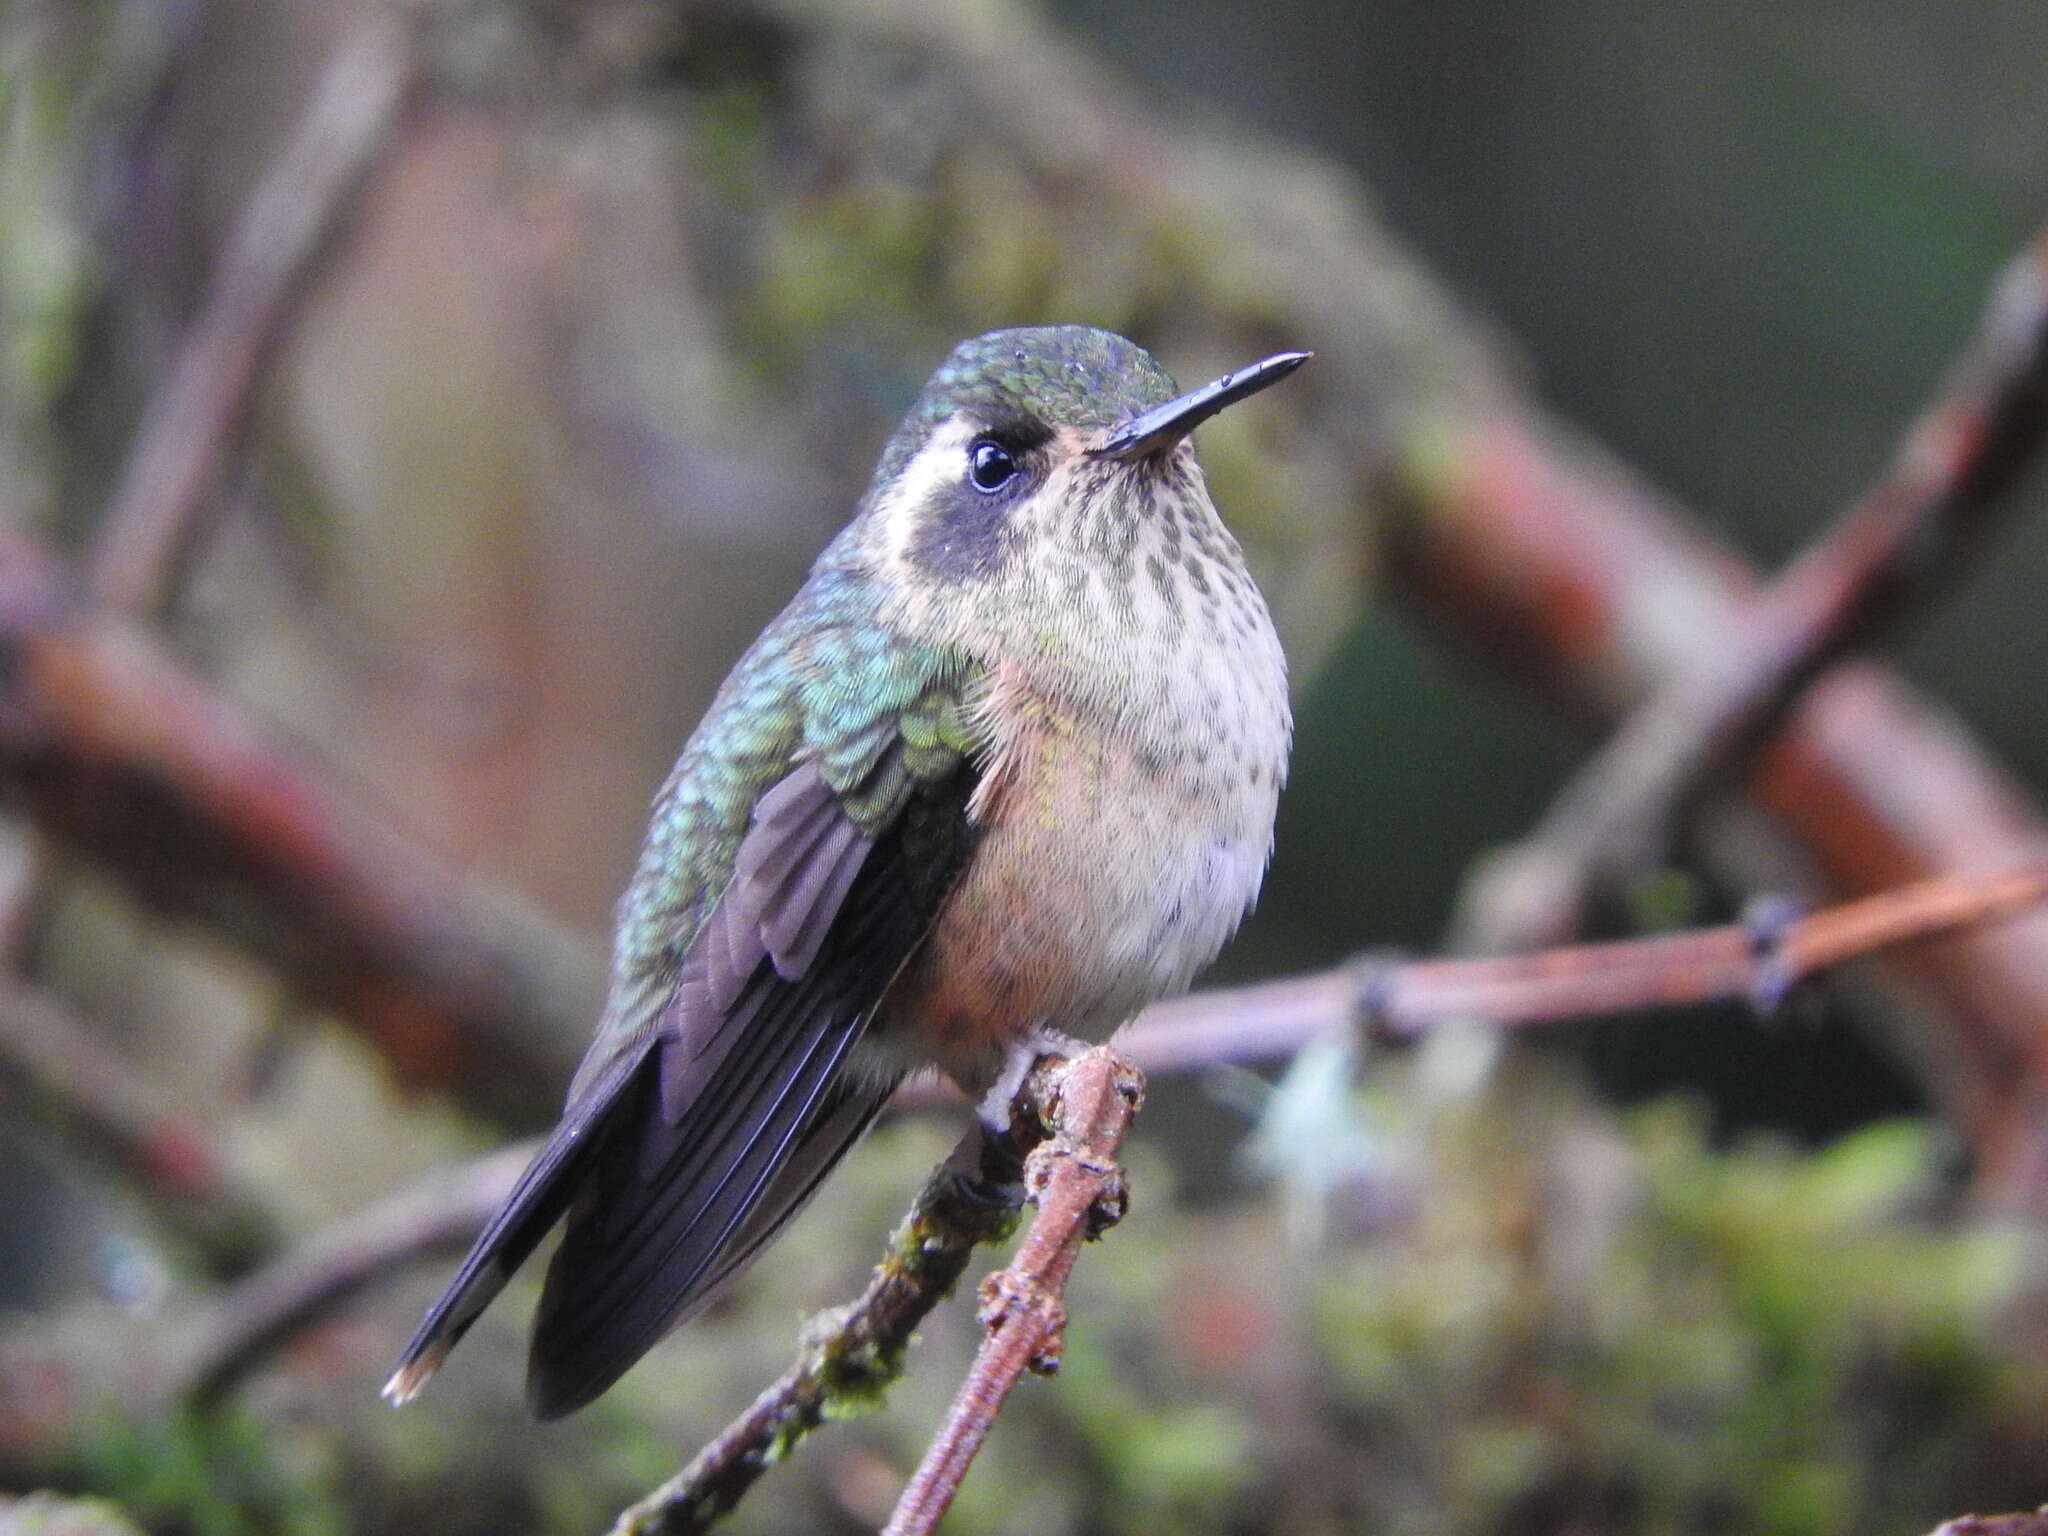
[909,438,1029,580]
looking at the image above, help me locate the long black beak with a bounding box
[1090,349,1311,461]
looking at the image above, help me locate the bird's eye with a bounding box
[967,439,1018,493]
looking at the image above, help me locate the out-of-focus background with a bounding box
[4,1,2048,1532]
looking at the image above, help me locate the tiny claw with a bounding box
[1351,949,1414,1043]
[947,1165,1025,1213]
[1084,1169,1129,1238]
[1742,894,1805,1020]
[944,1120,1027,1212]
[976,1029,1087,1133]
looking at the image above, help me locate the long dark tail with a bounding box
[525,1056,895,1418]
[382,1046,649,1406]
[384,1036,894,1419]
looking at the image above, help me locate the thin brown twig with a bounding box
[1113,856,2048,1070]
[1454,226,2048,955]
[165,1140,536,1408]
[87,14,418,618]
[883,1049,1143,1536]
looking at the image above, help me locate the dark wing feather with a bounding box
[385,755,974,1418]
[524,760,974,1418]
[685,1079,892,1301]
[743,767,873,981]
[524,784,961,1418]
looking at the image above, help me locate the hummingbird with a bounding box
[384,325,1306,1419]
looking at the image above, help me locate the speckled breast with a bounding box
[878,671,1285,1093]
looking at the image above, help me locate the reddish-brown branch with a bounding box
[1113,857,2048,1070]
[883,1049,1143,1536]
[1389,403,2048,1196]
[87,15,418,619]
[0,532,600,1126]
[1454,227,2048,957]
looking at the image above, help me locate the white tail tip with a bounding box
[381,1349,444,1407]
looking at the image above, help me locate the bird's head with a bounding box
[858,326,1308,592]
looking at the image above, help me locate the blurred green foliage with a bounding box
[61,1409,346,1536]
[965,1102,2028,1536]
[1309,1109,2017,1536]
[0,1490,150,1536]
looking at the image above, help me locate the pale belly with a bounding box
[877,712,1281,1092]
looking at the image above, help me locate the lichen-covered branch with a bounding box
[606,1113,1033,1536]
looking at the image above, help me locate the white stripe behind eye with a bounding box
[872,417,982,578]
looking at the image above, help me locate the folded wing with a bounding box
[385,754,975,1418]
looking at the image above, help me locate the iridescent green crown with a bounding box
[872,326,1179,487]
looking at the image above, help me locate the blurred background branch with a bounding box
[87,13,419,620]
[0,529,601,1126]
[1452,224,2048,960]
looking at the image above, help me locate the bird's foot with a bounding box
[943,1118,1027,1212]
[950,1030,1091,1211]
[974,1028,1089,1134]
[1742,893,1806,1018]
